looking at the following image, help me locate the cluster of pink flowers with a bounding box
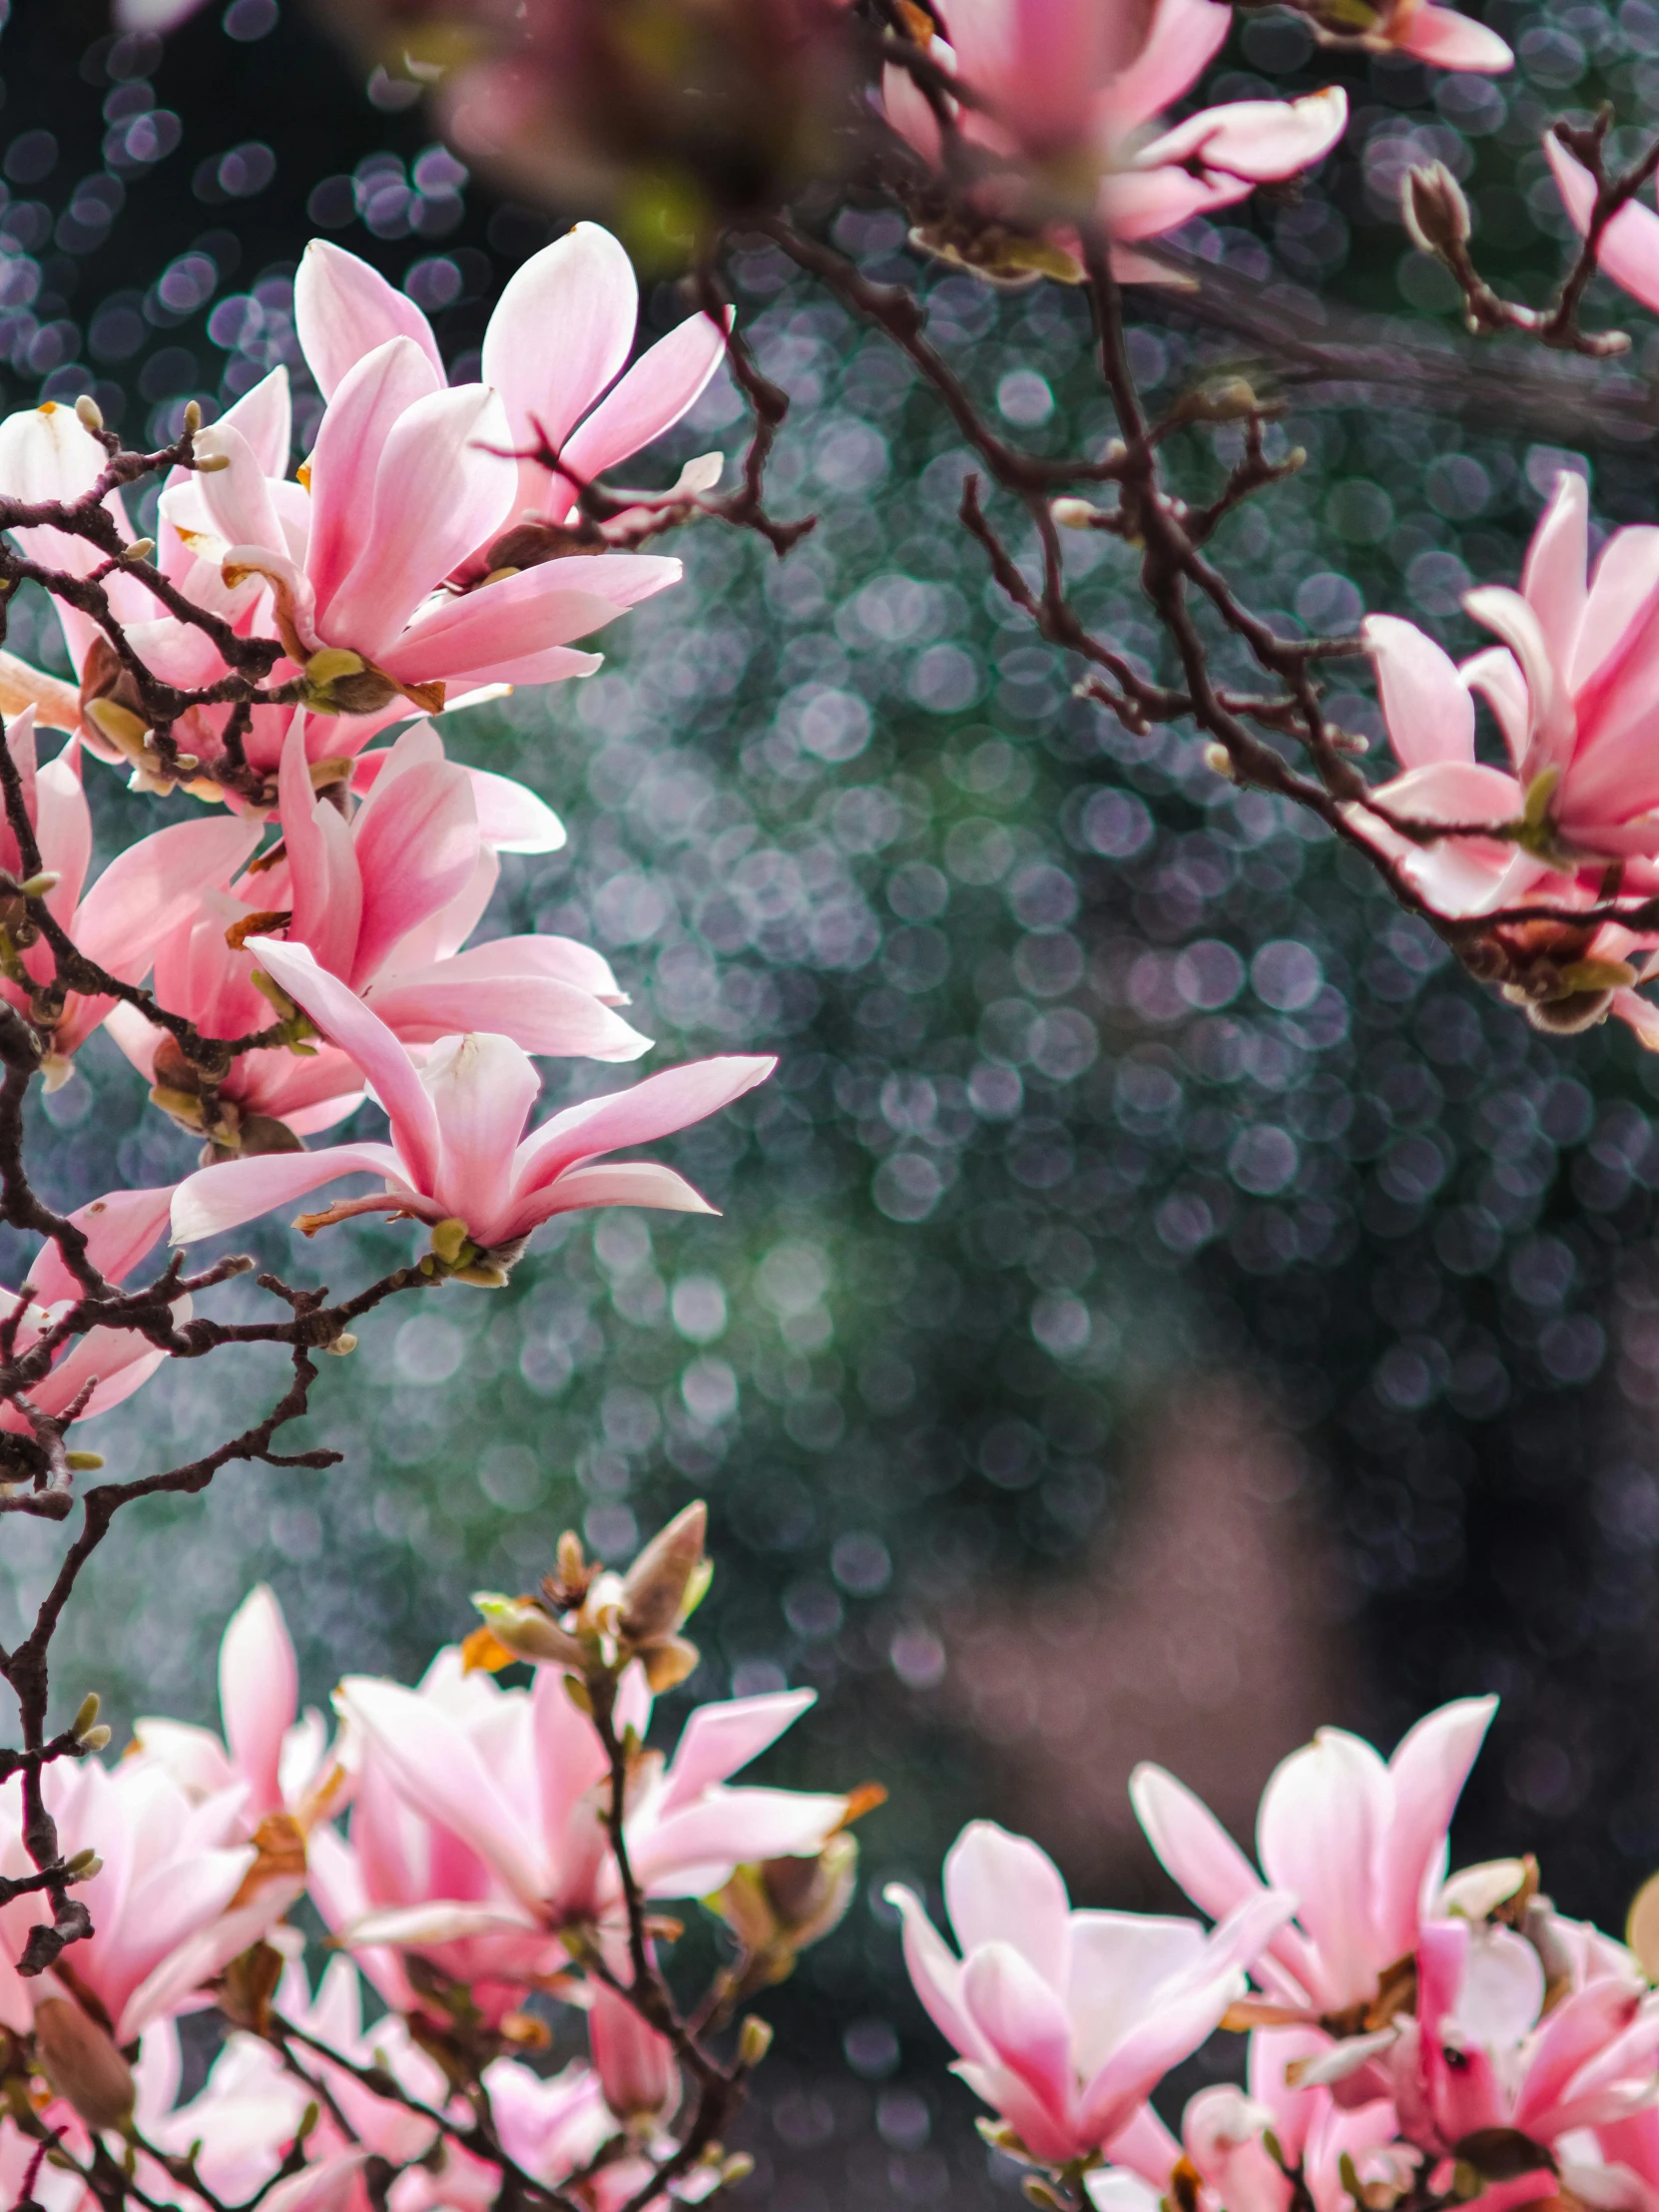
[0,1568,859,2212]
[895,1695,1659,2212]
[0,225,776,1461]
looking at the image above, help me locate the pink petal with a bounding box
[1464,583,1574,777]
[559,308,731,490]
[1520,470,1588,678]
[279,714,363,983]
[657,1692,815,1816]
[1134,88,1348,187]
[959,1941,1077,2126]
[944,1823,1071,1989]
[1095,0,1231,136]
[29,1184,176,1306]
[73,816,264,983]
[512,1055,775,1197]
[295,240,445,404]
[1399,3,1513,67]
[465,768,566,853]
[220,1586,298,1818]
[1571,522,1659,695]
[346,743,480,988]
[481,224,638,522]
[245,937,442,1190]
[1130,1766,1271,1921]
[35,748,91,926]
[1461,645,1530,771]
[1546,134,1659,316]
[323,385,516,659]
[1374,1696,1497,1961]
[1513,1977,1643,2138]
[195,422,290,562]
[378,555,681,688]
[334,1676,548,1911]
[170,1140,409,1246]
[364,958,650,1063]
[513,1161,717,1228]
[1076,1971,1244,2145]
[1065,1913,1208,2077]
[424,1031,542,1244]
[588,1977,675,2120]
[1258,1731,1392,2011]
[306,338,444,625]
[219,364,292,479]
[1365,614,1475,770]
[885,1884,981,2059]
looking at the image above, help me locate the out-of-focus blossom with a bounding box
[295,232,726,562]
[0,1749,300,2047]
[886,1821,1294,2165]
[1356,0,1511,66]
[168,937,773,1278]
[879,0,1348,281]
[109,719,647,1148]
[310,1652,846,2026]
[130,1585,345,1838]
[1132,1697,1496,2024]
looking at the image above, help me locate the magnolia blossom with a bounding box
[310,1653,847,2025]
[880,0,1348,279]
[0,1749,300,2047]
[886,1821,1294,2165]
[0,708,261,1083]
[130,1584,345,1837]
[294,230,727,561]
[1345,0,1511,66]
[110,719,648,1143]
[1395,1917,1659,2163]
[1131,1697,1497,2022]
[168,937,773,1272]
[1087,2032,1405,2212]
[0,1183,187,1448]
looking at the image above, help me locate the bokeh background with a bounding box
[5,0,1659,2204]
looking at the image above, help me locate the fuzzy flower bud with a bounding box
[1401,161,1472,264]
[714,1833,860,1985]
[33,1996,135,2130]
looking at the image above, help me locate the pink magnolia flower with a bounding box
[0,707,262,1083]
[109,718,648,1143]
[160,346,680,728]
[1351,473,1659,1031]
[294,229,726,556]
[167,936,773,1272]
[879,0,1349,278]
[1547,133,1659,322]
[1087,2032,1405,2212]
[886,1821,1295,2167]
[0,1748,301,2045]
[0,403,157,687]
[309,1652,847,2027]
[1394,1918,1659,2164]
[1130,1697,1497,2022]
[489,2048,718,2212]
[130,1584,346,1837]
[0,1183,187,1450]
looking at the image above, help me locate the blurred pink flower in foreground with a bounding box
[1548,131,1659,319]
[131,1585,345,1837]
[886,1821,1294,2165]
[312,1653,848,2027]
[880,0,1349,276]
[1131,1696,1496,2019]
[168,938,773,1271]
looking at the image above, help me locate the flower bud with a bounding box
[620,1502,709,1644]
[737,2014,774,2068]
[17,872,59,900]
[73,1694,100,1739]
[1051,498,1100,529]
[33,1996,135,2129]
[471,1592,586,1670]
[183,400,203,434]
[77,1724,111,1753]
[714,1834,859,1984]
[64,1453,103,1474]
[74,395,103,434]
[1401,162,1472,264]
[589,1978,676,2123]
[119,538,156,563]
